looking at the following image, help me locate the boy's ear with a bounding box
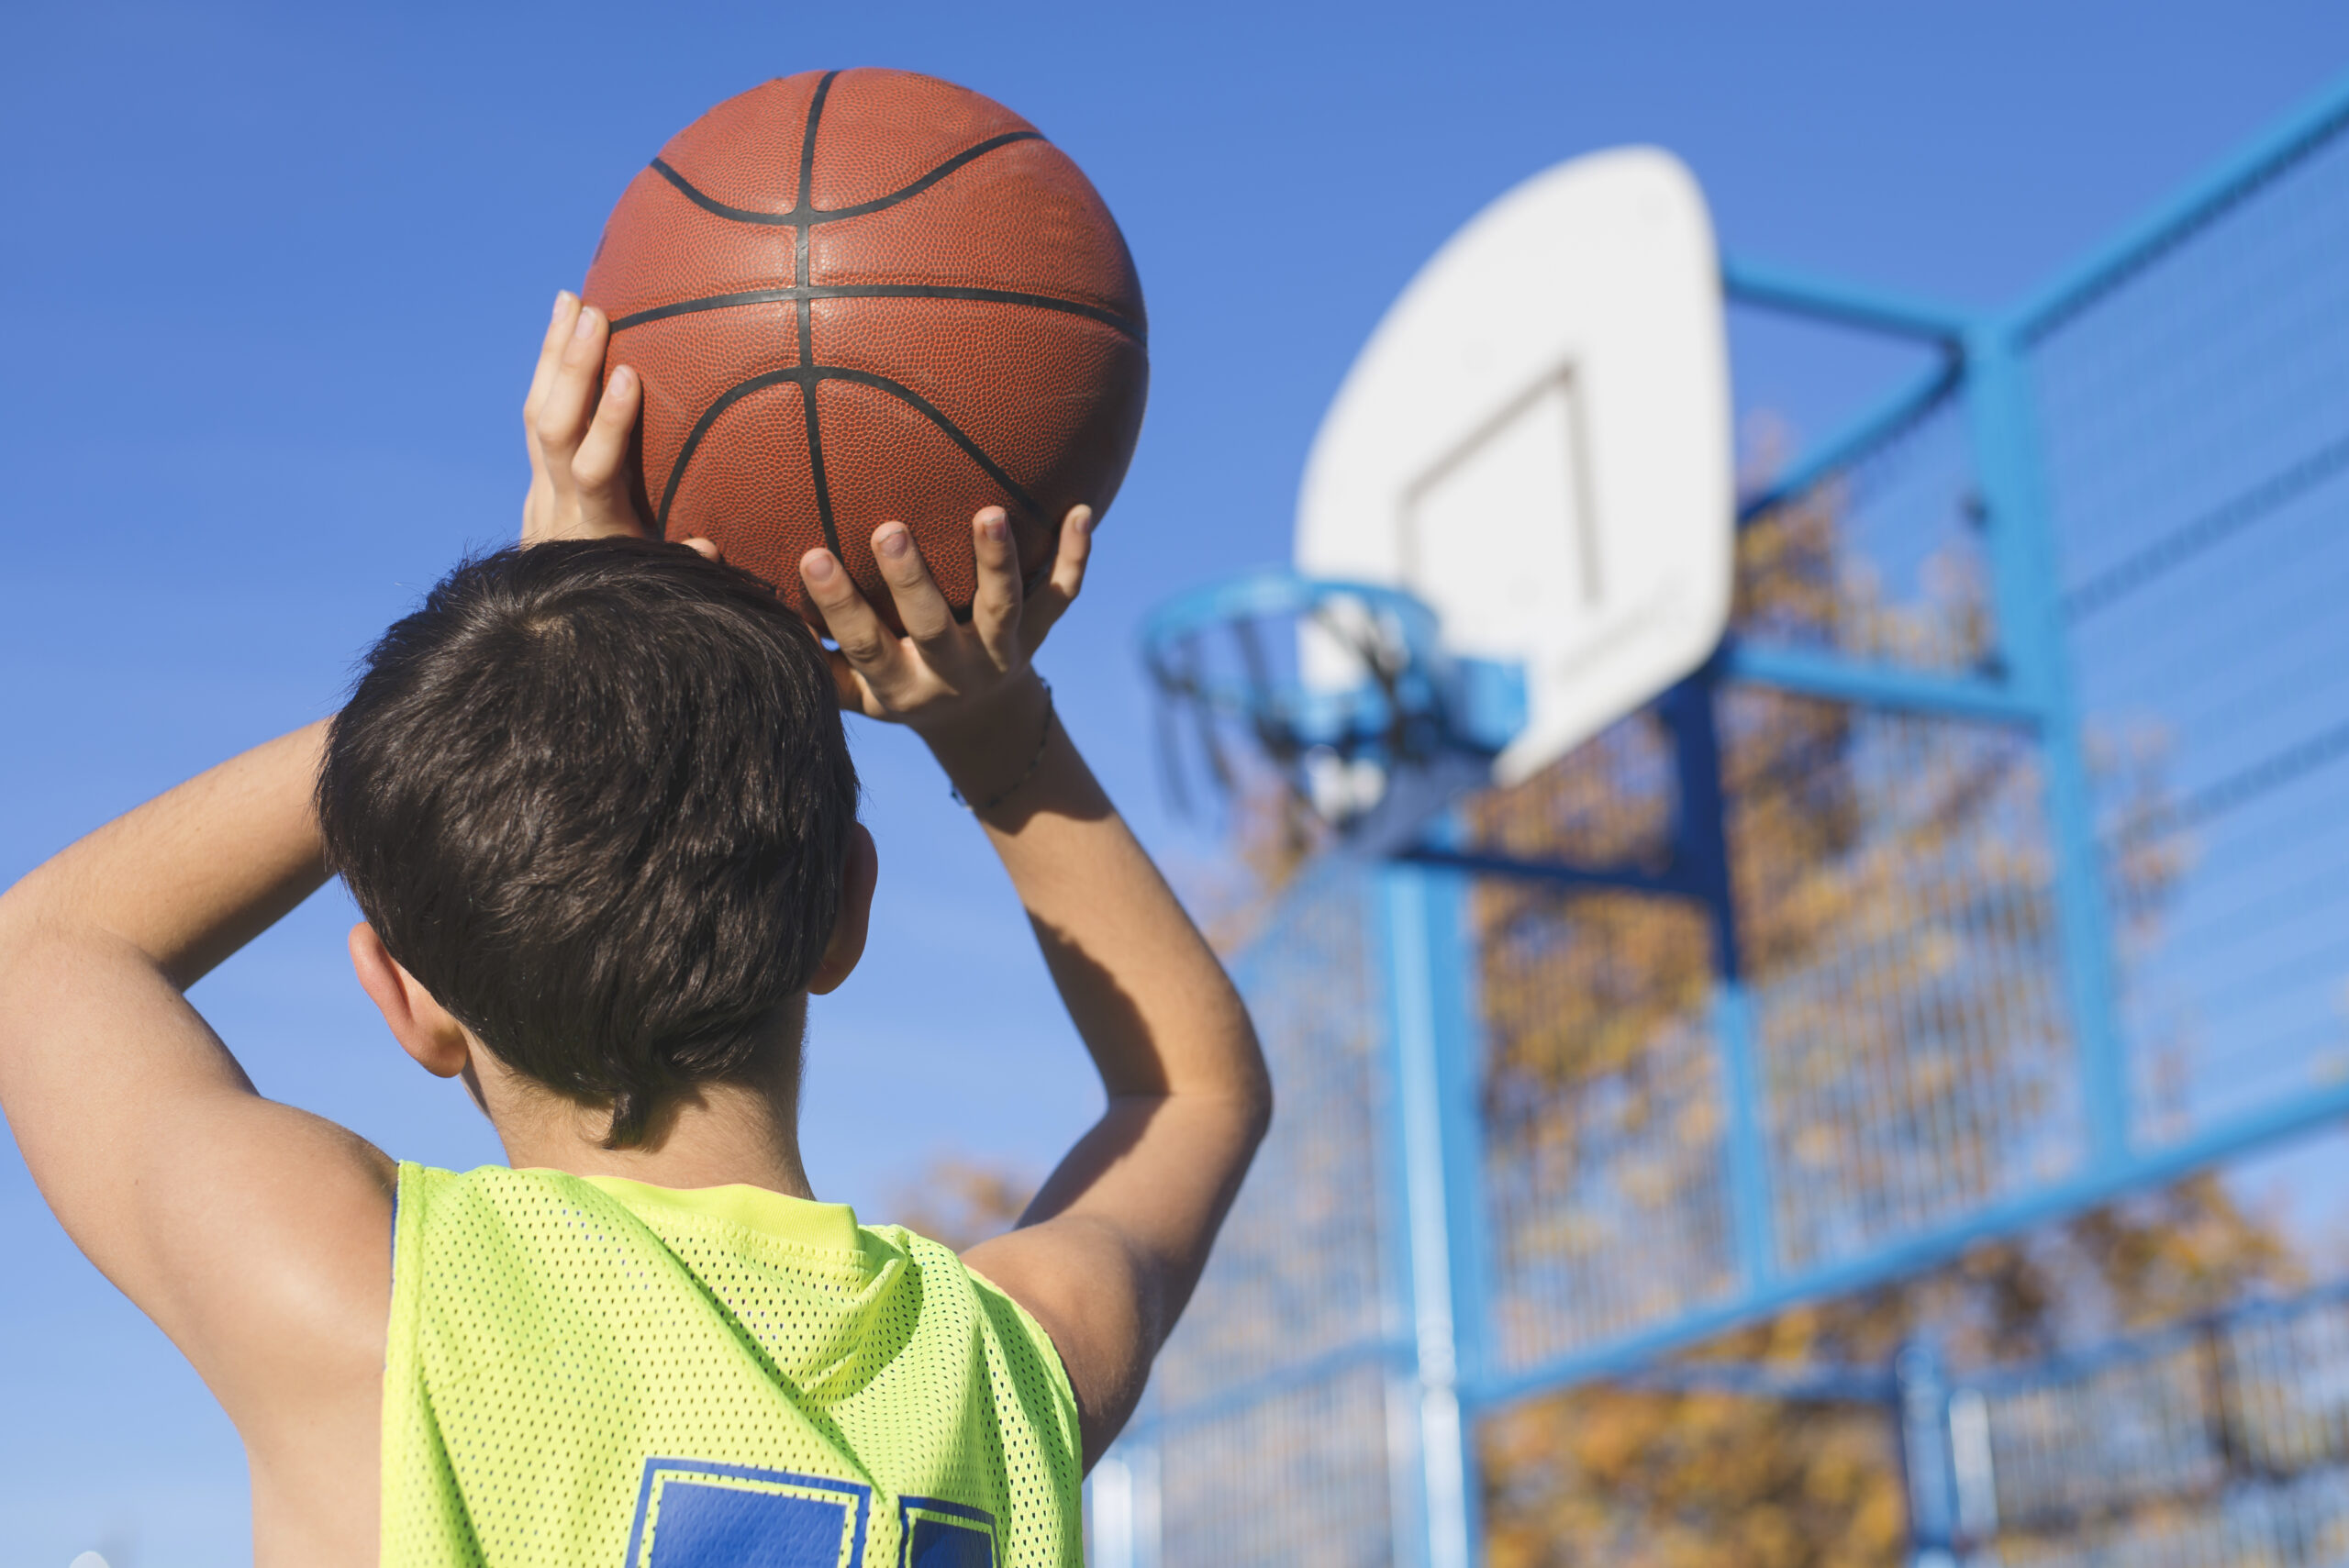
[348,922,472,1079]
[807,824,877,996]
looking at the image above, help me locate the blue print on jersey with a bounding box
[628,1458,872,1568]
[899,1495,997,1568]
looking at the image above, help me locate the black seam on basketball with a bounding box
[812,366,1049,526]
[652,363,827,530]
[803,373,842,562]
[811,130,1043,221]
[649,160,799,225]
[794,79,832,545]
[796,72,835,289]
[654,366,797,530]
[610,284,1144,340]
[642,129,1045,230]
[800,72,835,211]
[654,365,1041,550]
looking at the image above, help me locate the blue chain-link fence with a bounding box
[1097,69,2349,1568]
[1915,1283,2349,1565]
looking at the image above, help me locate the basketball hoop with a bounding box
[1141,571,1525,851]
[1141,147,1730,859]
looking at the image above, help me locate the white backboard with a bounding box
[1296,147,1732,784]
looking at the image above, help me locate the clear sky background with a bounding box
[4,4,2348,1562]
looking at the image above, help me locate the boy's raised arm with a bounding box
[798,509,1273,1468]
[951,705,1273,1468]
[0,295,662,1460]
[0,721,399,1440]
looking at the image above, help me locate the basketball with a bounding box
[581,69,1149,624]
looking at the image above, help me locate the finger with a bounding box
[682,537,721,561]
[521,291,580,448]
[1019,504,1094,647]
[822,648,882,716]
[519,294,582,545]
[871,522,956,647]
[569,363,651,537]
[969,507,1024,668]
[800,548,909,688]
[532,303,610,497]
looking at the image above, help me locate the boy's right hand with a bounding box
[520,291,652,546]
[797,506,1092,810]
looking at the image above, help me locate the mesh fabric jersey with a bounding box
[382,1163,1083,1567]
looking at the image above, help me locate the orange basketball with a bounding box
[582,69,1149,625]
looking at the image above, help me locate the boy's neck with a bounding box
[467,1011,817,1199]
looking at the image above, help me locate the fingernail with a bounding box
[609,364,637,395]
[803,550,838,583]
[980,515,1008,543]
[572,305,600,340]
[552,290,573,319]
[876,524,910,559]
[1070,505,1095,535]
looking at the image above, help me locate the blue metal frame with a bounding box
[1962,324,2132,1166]
[1721,643,2037,726]
[1113,66,2349,1568]
[1430,255,2349,1393]
[1414,59,2349,1417]
[1464,1069,2349,1410]
[1717,255,1971,343]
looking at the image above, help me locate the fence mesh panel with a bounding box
[1735,384,1990,675]
[1159,1362,1398,1568]
[1127,862,1400,1565]
[1969,1290,2349,1566]
[1731,695,2077,1272]
[2026,103,2349,1143]
[1469,715,1737,1369]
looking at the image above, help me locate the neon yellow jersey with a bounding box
[381,1162,1084,1567]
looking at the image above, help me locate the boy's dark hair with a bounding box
[318,539,860,1147]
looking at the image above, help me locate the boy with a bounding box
[0,293,1269,1564]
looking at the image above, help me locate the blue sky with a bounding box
[4,4,2348,1562]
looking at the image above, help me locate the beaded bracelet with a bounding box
[950,678,1054,812]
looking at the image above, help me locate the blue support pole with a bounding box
[1897,1340,1960,1568]
[1085,1438,1160,1568]
[1659,673,1780,1293]
[1379,862,1487,1568]
[1423,833,1497,1434]
[1963,325,2132,1168]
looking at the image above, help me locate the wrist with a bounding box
[923,674,1054,810]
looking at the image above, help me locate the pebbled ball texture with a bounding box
[583,69,1149,628]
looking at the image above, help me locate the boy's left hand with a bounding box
[521,291,652,545]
